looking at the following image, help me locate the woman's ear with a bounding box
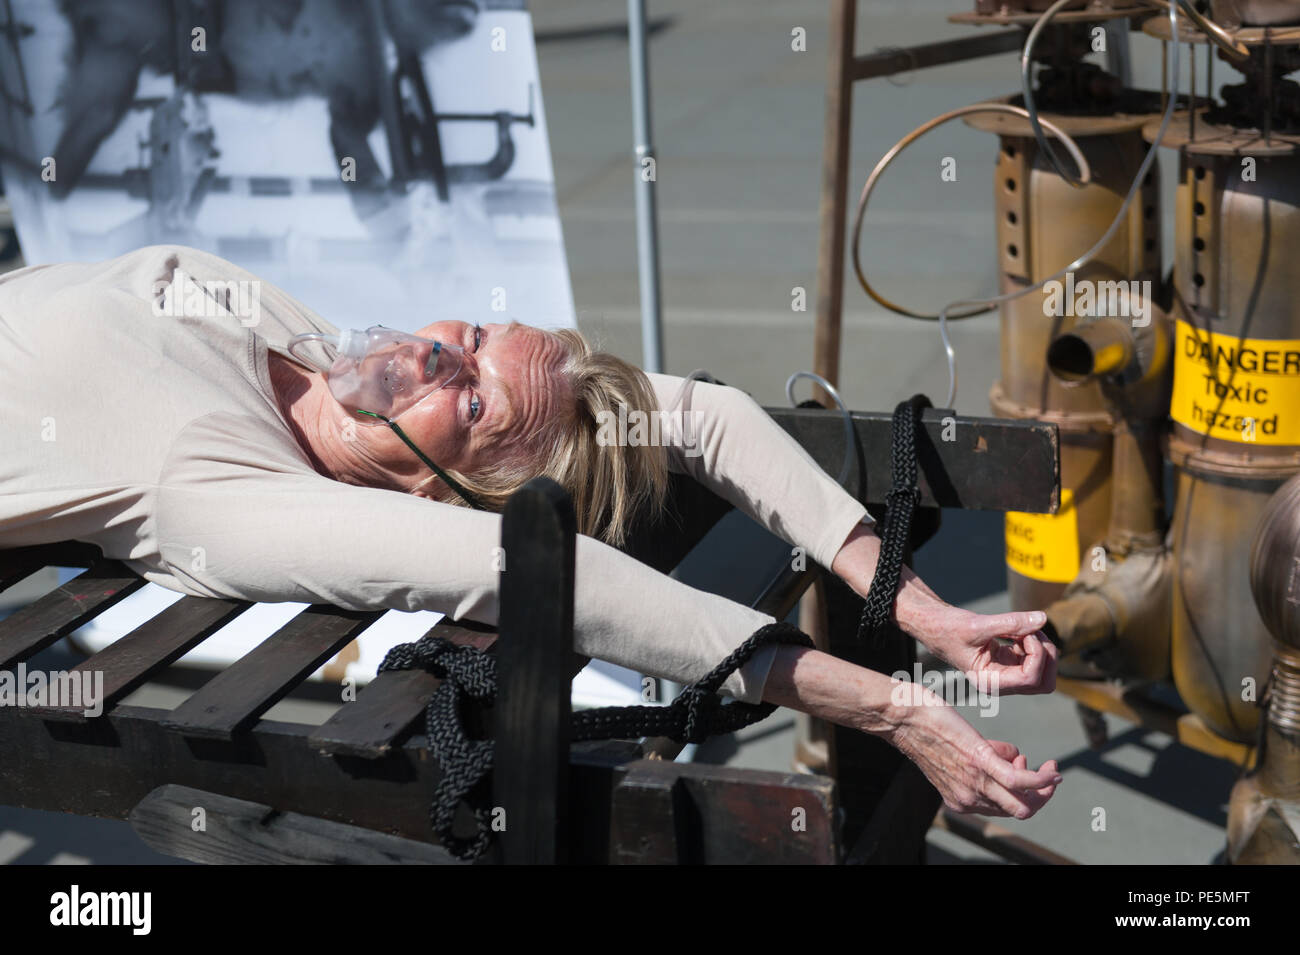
[408,475,444,501]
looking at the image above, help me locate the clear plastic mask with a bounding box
[287,326,467,424]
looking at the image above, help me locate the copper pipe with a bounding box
[1107,419,1166,551]
[1046,318,1135,383]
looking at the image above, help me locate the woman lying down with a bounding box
[0,245,1061,818]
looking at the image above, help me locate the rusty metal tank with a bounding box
[964,112,1162,675]
[1159,147,1300,743]
[1227,471,1300,862]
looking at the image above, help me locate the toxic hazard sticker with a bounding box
[1171,319,1300,445]
[1005,488,1080,584]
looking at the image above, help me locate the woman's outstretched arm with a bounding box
[646,373,1058,696]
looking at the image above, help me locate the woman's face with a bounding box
[368,320,571,479]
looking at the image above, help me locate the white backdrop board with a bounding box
[0,0,576,333]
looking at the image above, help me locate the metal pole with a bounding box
[812,0,856,402]
[627,0,664,373]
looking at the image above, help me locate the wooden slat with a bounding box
[0,560,146,669]
[493,477,575,864]
[25,596,249,722]
[161,605,382,740]
[764,407,1060,514]
[308,623,497,758]
[129,785,464,865]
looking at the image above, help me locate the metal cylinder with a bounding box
[1226,648,1300,863]
[1250,471,1300,653]
[971,119,1161,658]
[1227,446,1300,862]
[1165,151,1300,742]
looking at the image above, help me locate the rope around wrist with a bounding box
[856,394,931,643]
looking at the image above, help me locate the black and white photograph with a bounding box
[0,0,576,330]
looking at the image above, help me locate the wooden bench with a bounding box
[0,406,1058,864]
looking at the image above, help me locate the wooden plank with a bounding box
[0,561,146,668]
[608,759,839,865]
[764,407,1060,514]
[129,784,464,865]
[0,703,835,862]
[307,622,497,758]
[25,596,249,722]
[609,761,686,864]
[309,669,439,758]
[493,477,575,864]
[161,606,381,740]
[0,703,448,841]
[845,759,941,864]
[820,561,925,851]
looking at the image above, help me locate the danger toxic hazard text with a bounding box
[1005,489,1080,584]
[1171,320,1300,446]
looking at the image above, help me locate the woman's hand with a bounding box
[763,645,1062,818]
[890,684,1062,818]
[830,520,1058,696]
[902,603,1059,696]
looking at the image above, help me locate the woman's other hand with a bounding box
[889,684,1062,818]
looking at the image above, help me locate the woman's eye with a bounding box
[469,392,482,422]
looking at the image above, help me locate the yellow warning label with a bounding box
[1005,488,1080,584]
[1171,319,1300,445]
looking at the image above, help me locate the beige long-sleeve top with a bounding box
[0,245,871,703]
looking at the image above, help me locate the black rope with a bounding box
[377,620,812,861]
[857,394,931,643]
[376,637,499,860]
[572,621,812,743]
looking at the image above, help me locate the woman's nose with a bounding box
[460,349,480,384]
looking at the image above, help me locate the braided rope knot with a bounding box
[378,635,499,861]
[679,684,724,744]
[858,394,931,643]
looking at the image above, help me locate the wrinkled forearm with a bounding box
[760,644,908,740]
[829,519,952,644]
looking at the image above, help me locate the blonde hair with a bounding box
[414,327,669,548]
